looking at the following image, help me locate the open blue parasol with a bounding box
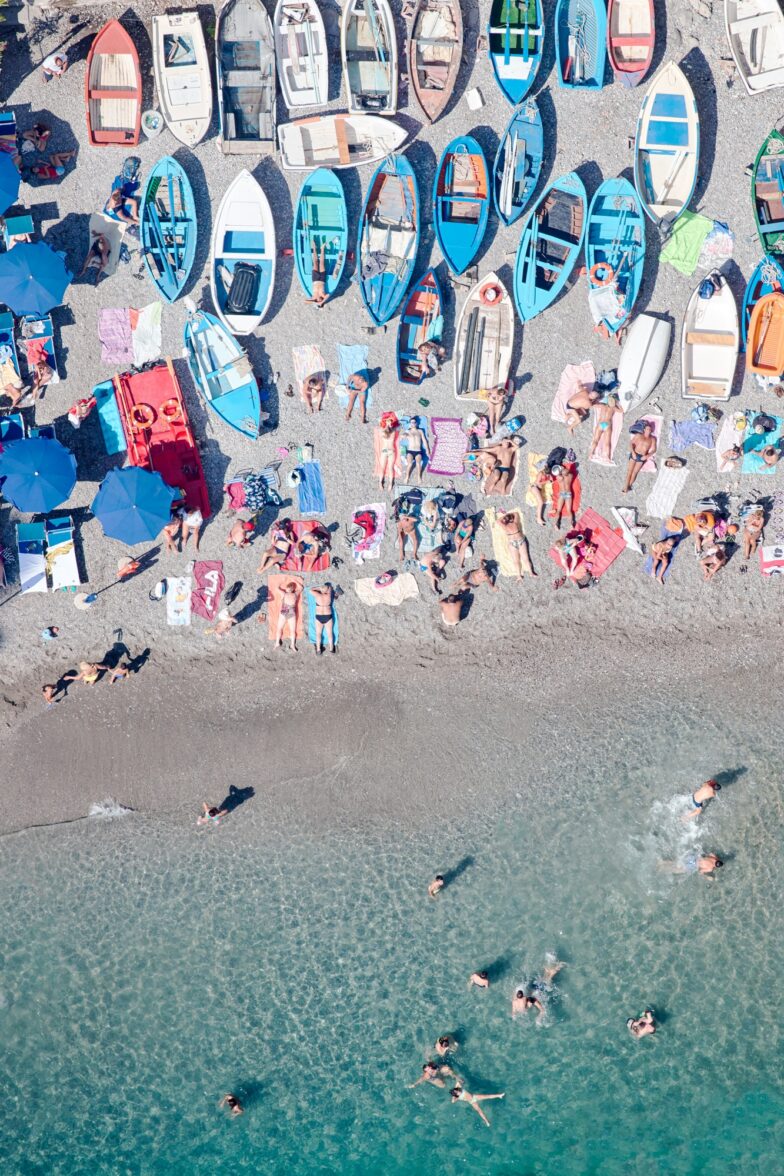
[0,152,20,217]
[0,241,72,315]
[91,467,177,545]
[0,436,77,512]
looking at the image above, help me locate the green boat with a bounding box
[752,126,784,257]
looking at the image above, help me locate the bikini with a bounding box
[691,792,705,809]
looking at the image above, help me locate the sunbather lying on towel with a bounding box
[398,512,419,561]
[295,524,330,570]
[481,436,523,496]
[23,150,75,181]
[454,558,498,594]
[485,384,508,435]
[588,395,622,463]
[566,383,600,434]
[498,512,536,581]
[302,373,325,414]
[256,520,295,575]
[553,533,598,590]
[273,579,303,651]
[623,421,657,495]
[79,232,111,285]
[310,584,337,655]
[404,419,429,484]
[742,505,765,560]
[454,514,477,568]
[105,187,140,225]
[27,343,53,400]
[649,537,676,585]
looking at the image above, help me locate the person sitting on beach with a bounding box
[181,507,203,552]
[404,420,430,485]
[409,1062,455,1089]
[512,988,543,1017]
[345,371,369,424]
[218,1093,244,1116]
[482,436,523,496]
[649,537,676,585]
[683,779,721,822]
[427,874,445,898]
[760,443,783,468]
[418,546,448,595]
[553,533,596,591]
[24,150,76,181]
[700,544,727,582]
[469,970,490,989]
[485,385,507,436]
[256,520,295,575]
[565,383,601,434]
[108,664,131,685]
[205,610,238,640]
[454,558,498,594]
[0,343,25,408]
[627,1010,656,1039]
[439,592,466,628]
[226,519,254,550]
[498,512,536,581]
[692,512,717,555]
[304,240,342,308]
[721,443,742,469]
[435,1035,457,1057]
[588,394,622,463]
[21,122,51,152]
[302,373,325,414]
[274,579,303,651]
[659,852,723,877]
[741,505,765,560]
[295,524,331,572]
[105,187,140,225]
[42,50,68,81]
[42,683,60,708]
[78,232,111,285]
[623,422,657,495]
[198,802,228,826]
[450,1085,505,1128]
[550,464,577,532]
[417,339,446,378]
[63,660,109,687]
[309,584,336,655]
[163,509,183,554]
[454,515,477,569]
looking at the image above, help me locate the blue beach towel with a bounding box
[396,483,444,553]
[306,588,339,648]
[93,380,126,455]
[669,420,716,453]
[297,460,326,516]
[644,526,684,582]
[742,416,784,475]
[336,343,373,408]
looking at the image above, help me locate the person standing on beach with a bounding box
[345,372,369,423]
[683,779,721,822]
[63,661,109,687]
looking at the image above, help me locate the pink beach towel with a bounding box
[549,508,626,579]
[429,418,469,476]
[99,308,133,366]
[590,406,623,467]
[191,561,225,621]
[551,361,596,424]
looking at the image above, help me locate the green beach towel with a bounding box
[660,213,713,276]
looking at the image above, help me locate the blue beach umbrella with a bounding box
[0,436,77,512]
[91,467,177,546]
[0,152,20,217]
[0,241,71,315]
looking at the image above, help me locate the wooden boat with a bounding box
[746,292,784,375]
[585,177,645,337]
[140,156,197,303]
[184,305,263,438]
[493,97,543,227]
[752,125,784,257]
[274,0,328,109]
[742,256,784,348]
[634,61,699,227]
[277,113,407,170]
[358,155,419,326]
[85,20,141,146]
[408,0,463,123]
[341,0,398,116]
[725,0,784,95]
[607,0,654,88]
[210,169,276,335]
[513,171,587,324]
[113,359,210,517]
[152,11,212,148]
[681,271,739,401]
[294,167,348,300]
[487,0,544,104]
[616,313,672,413]
[396,269,444,384]
[216,0,276,155]
[555,0,607,89]
[433,135,490,275]
[454,272,514,400]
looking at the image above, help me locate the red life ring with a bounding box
[160,398,182,422]
[131,403,156,428]
[479,282,502,306]
[589,262,614,287]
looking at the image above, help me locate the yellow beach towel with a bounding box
[488,507,526,577]
[525,452,553,509]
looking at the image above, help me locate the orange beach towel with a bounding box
[266,574,305,641]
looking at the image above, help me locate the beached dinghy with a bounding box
[725,0,784,95]
[681,271,739,401]
[342,0,398,115]
[585,177,646,337]
[358,155,419,326]
[274,0,328,109]
[216,0,276,155]
[408,0,463,123]
[277,112,407,169]
[140,156,197,303]
[752,125,784,256]
[607,0,654,88]
[433,135,490,275]
[85,20,142,146]
[747,291,784,375]
[616,313,672,412]
[152,11,213,148]
[294,168,348,300]
[454,272,514,400]
[513,171,587,324]
[396,269,444,384]
[488,0,544,104]
[210,170,276,335]
[555,0,607,89]
[742,256,784,347]
[634,61,699,227]
[185,305,263,438]
[493,98,543,227]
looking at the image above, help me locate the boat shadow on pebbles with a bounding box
[250,160,294,322]
[174,150,212,302]
[680,47,718,207]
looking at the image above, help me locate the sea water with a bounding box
[1,732,782,1175]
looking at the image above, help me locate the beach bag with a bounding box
[753,413,776,435]
[149,579,167,601]
[225,263,260,316]
[694,496,719,513]
[353,510,377,539]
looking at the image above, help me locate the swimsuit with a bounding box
[312,266,326,282]
[315,612,332,624]
[683,853,698,874]
[508,536,524,549]
[599,420,610,430]
[691,792,705,810]
[495,464,512,475]
[630,451,646,463]
[559,490,572,502]
[281,603,296,618]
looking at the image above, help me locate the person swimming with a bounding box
[627,1010,656,1039]
[450,1084,505,1128]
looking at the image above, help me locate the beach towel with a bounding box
[88,212,126,280]
[267,574,304,641]
[373,427,402,481]
[335,343,372,407]
[293,344,328,402]
[352,502,386,562]
[488,507,526,577]
[550,463,582,518]
[525,451,552,509]
[551,361,596,424]
[131,302,162,366]
[297,460,326,515]
[428,417,468,476]
[395,485,445,553]
[166,576,192,625]
[669,419,716,452]
[306,588,339,648]
[643,525,685,582]
[646,466,690,519]
[98,307,133,366]
[590,406,624,466]
[660,212,713,276]
[548,508,625,579]
[281,521,330,572]
[698,220,734,270]
[716,413,742,473]
[191,561,224,621]
[93,380,126,455]
[355,572,419,607]
[742,416,784,474]
[611,506,646,555]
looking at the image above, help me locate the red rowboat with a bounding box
[607,0,654,88]
[85,20,142,146]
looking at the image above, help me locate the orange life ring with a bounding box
[479,282,502,306]
[160,398,182,422]
[131,403,156,428]
[589,262,614,287]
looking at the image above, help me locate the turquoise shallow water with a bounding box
[1,727,783,1175]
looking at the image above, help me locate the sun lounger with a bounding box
[0,411,24,442]
[267,574,304,641]
[16,521,47,593]
[45,516,80,590]
[1,213,34,250]
[87,212,127,282]
[306,588,339,649]
[0,110,18,158]
[20,313,60,385]
[0,309,23,406]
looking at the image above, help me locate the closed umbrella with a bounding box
[91,467,177,546]
[0,241,71,316]
[0,152,20,217]
[0,436,77,512]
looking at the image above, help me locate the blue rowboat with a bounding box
[433,135,490,275]
[513,170,587,323]
[140,156,197,303]
[493,98,544,227]
[555,0,607,89]
[585,177,645,337]
[210,169,276,336]
[396,269,444,385]
[634,61,699,227]
[741,256,784,350]
[358,155,420,326]
[184,305,262,439]
[293,167,348,302]
[487,0,544,105]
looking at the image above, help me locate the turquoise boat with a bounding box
[585,177,645,337]
[433,135,490,275]
[358,155,419,326]
[513,170,587,323]
[140,156,197,303]
[555,0,607,89]
[742,257,784,350]
[183,305,261,439]
[293,167,348,302]
[493,98,544,227]
[396,269,444,385]
[487,0,544,105]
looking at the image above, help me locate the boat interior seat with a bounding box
[223,69,264,88]
[226,41,261,69]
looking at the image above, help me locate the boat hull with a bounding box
[493,98,544,227]
[277,113,407,170]
[217,0,277,155]
[358,155,419,326]
[140,156,197,303]
[513,171,587,323]
[274,0,328,109]
[607,0,654,88]
[681,271,739,401]
[585,177,645,336]
[409,0,463,123]
[487,0,544,104]
[747,291,784,375]
[454,272,514,400]
[185,309,262,437]
[617,313,672,413]
[341,0,399,115]
[433,135,490,275]
[396,269,444,384]
[555,0,607,89]
[742,256,784,348]
[153,12,213,148]
[634,61,700,227]
[85,20,142,146]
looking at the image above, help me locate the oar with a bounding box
[754,300,776,367]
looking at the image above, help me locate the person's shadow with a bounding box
[218,785,255,815]
[102,640,130,670]
[442,856,474,888]
[127,648,151,676]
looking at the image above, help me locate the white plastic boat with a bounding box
[277,112,407,170]
[341,0,398,115]
[725,0,784,95]
[152,11,213,148]
[617,313,672,413]
[681,272,739,401]
[210,169,276,335]
[274,0,328,108]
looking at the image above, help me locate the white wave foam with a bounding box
[88,799,133,820]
